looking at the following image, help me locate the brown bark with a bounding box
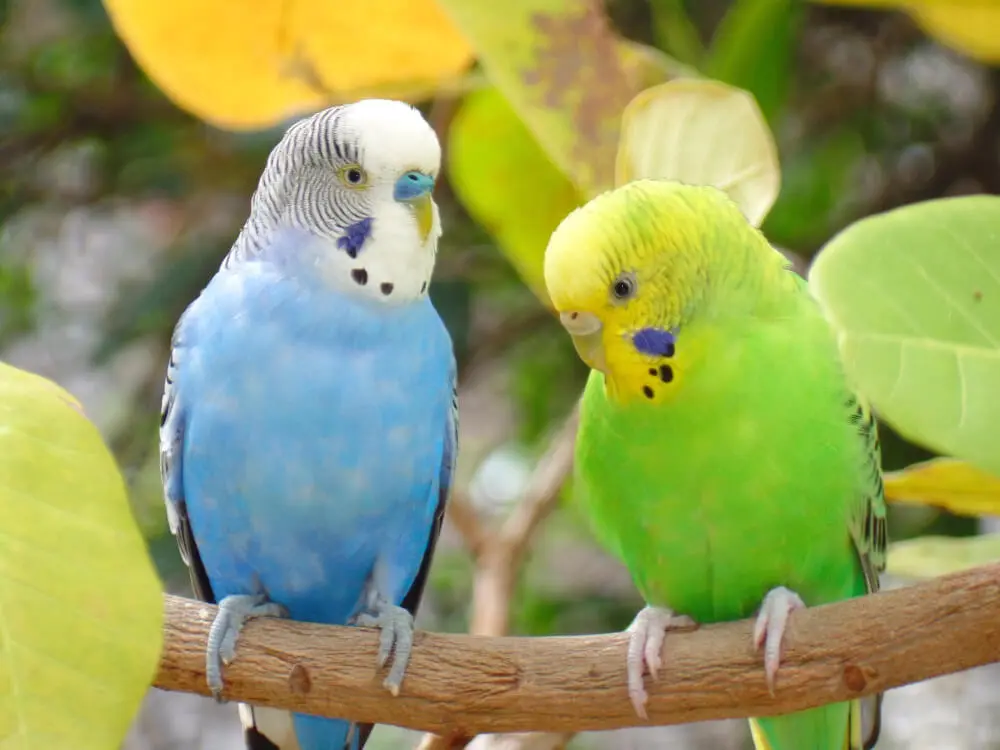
[154,562,1000,735]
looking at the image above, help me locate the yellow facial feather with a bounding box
[543,179,785,404]
[412,193,435,244]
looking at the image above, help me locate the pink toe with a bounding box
[753,620,768,649]
[630,692,649,720]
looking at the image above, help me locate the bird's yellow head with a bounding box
[543,180,781,403]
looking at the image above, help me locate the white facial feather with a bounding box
[315,196,442,305]
[314,99,443,305]
[337,98,441,184]
[230,99,444,306]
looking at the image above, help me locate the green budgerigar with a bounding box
[543,180,886,750]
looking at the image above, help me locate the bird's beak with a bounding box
[394,171,436,243]
[559,311,607,373]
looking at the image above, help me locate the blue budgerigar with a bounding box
[159,100,458,750]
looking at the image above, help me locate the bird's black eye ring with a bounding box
[611,273,637,301]
[338,164,368,188]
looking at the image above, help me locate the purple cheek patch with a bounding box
[337,217,374,259]
[632,327,676,357]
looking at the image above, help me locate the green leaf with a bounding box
[448,87,582,302]
[647,0,704,66]
[436,0,677,195]
[887,534,1000,580]
[809,195,1000,476]
[0,363,163,750]
[616,79,781,227]
[704,0,802,122]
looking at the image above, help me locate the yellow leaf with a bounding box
[887,533,1000,580]
[437,0,676,196]
[813,0,1000,64]
[102,0,474,129]
[448,87,581,302]
[0,363,164,750]
[616,79,781,227]
[910,4,1000,63]
[884,457,1000,517]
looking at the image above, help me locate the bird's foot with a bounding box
[206,593,288,702]
[625,605,697,719]
[352,598,415,696]
[753,586,805,695]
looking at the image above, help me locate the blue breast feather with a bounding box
[174,258,455,627]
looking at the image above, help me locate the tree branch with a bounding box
[443,489,488,558]
[496,406,579,560]
[155,562,1000,735]
[464,407,580,640]
[437,406,579,643]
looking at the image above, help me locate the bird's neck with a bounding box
[602,243,805,407]
[700,229,803,321]
[225,214,439,306]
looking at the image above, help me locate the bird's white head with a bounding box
[239,99,443,304]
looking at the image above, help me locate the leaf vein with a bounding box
[847,332,1000,359]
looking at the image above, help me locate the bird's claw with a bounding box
[625,605,697,719]
[353,600,415,696]
[753,586,805,695]
[206,593,288,702]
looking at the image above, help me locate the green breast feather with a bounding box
[574,306,886,750]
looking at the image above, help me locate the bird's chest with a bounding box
[577,359,857,623]
[181,289,452,522]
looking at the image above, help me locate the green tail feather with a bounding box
[748,698,881,750]
[749,701,854,750]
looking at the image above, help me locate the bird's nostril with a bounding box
[408,173,420,181]
[571,312,578,319]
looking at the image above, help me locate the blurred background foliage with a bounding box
[3,0,1000,748]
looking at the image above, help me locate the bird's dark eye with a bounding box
[611,273,637,301]
[339,164,367,187]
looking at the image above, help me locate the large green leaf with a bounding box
[0,362,163,750]
[448,87,582,303]
[436,0,676,196]
[809,195,1000,475]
